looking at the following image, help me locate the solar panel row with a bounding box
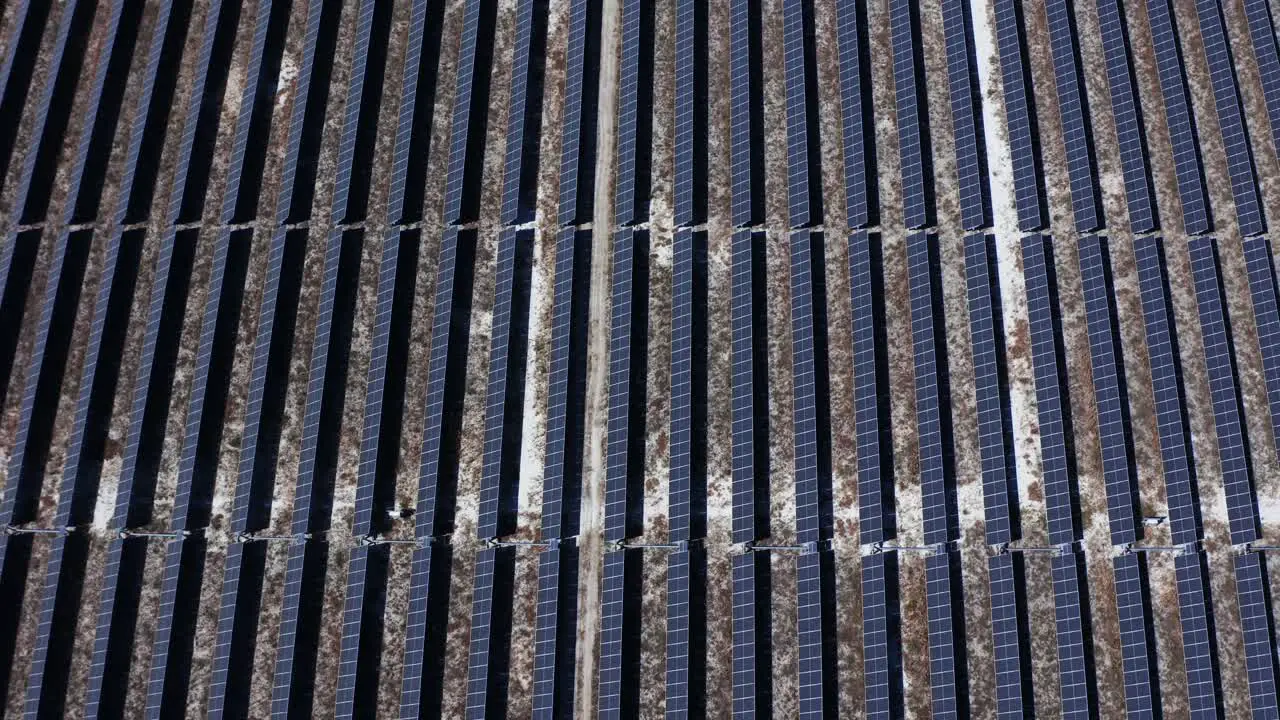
[666,547,705,719]
[143,536,204,718]
[926,551,964,720]
[669,229,704,543]
[1234,551,1280,716]
[890,0,929,230]
[988,553,1028,719]
[207,540,266,719]
[1078,238,1139,546]
[791,229,830,545]
[731,230,768,544]
[1112,553,1156,718]
[672,0,704,227]
[1189,240,1261,545]
[1044,0,1101,233]
[598,549,640,719]
[1145,0,1209,235]
[964,235,1015,546]
[850,232,891,546]
[0,238,38,411]
[0,0,54,199]
[386,0,445,225]
[334,544,390,720]
[614,0,652,227]
[732,551,769,720]
[464,546,515,719]
[20,531,80,718]
[1174,550,1221,717]
[444,0,497,225]
[863,551,900,720]
[558,0,602,226]
[501,0,547,226]
[783,0,821,228]
[84,537,147,718]
[272,538,331,717]
[1051,550,1093,720]
[276,0,342,226]
[331,0,393,226]
[398,543,452,720]
[993,0,1044,232]
[909,235,955,546]
[1094,0,1156,234]
[1242,239,1280,464]
[1243,0,1280,165]
[606,228,647,542]
[797,549,836,719]
[835,0,870,229]
[729,0,763,227]
[941,0,987,231]
[532,540,578,720]
[541,229,590,541]
[1195,0,1265,236]
[479,229,534,540]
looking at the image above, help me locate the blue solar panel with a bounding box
[964,235,1014,546]
[143,537,196,717]
[732,551,767,719]
[84,537,146,718]
[598,549,638,719]
[541,229,589,541]
[1190,240,1261,545]
[464,546,514,719]
[0,237,38,410]
[1022,236,1078,545]
[207,541,250,719]
[673,0,700,227]
[398,544,449,720]
[387,0,445,225]
[797,549,833,719]
[1242,240,1280,464]
[729,0,761,227]
[443,0,496,225]
[836,0,870,229]
[666,549,692,718]
[993,0,1044,231]
[501,0,545,225]
[1044,0,1101,232]
[670,229,695,542]
[614,0,648,226]
[21,531,75,718]
[479,229,533,540]
[1095,0,1155,233]
[731,230,766,544]
[863,552,898,720]
[850,232,889,546]
[0,0,54,199]
[1174,550,1221,716]
[531,541,578,720]
[558,0,600,226]
[783,0,820,228]
[331,0,393,225]
[271,538,327,717]
[1146,0,1209,235]
[890,0,928,230]
[942,0,987,230]
[1112,553,1156,718]
[988,553,1027,719]
[1244,0,1280,163]
[1078,238,1139,546]
[909,234,953,546]
[1235,552,1280,716]
[606,228,645,542]
[791,229,826,545]
[275,0,342,225]
[334,544,388,719]
[1133,239,1201,546]
[926,551,962,719]
[1051,551,1092,720]
[1196,0,1266,236]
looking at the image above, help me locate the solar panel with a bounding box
[942,0,988,230]
[542,229,589,540]
[729,0,761,227]
[598,549,639,719]
[614,0,649,226]
[732,551,767,719]
[964,236,1014,545]
[1195,0,1266,236]
[732,230,766,544]
[1095,0,1155,233]
[988,553,1027,719]
[993,0,1044,231]
[331,0,393,225]
[1078,238,1139,546]
[783,0,820,228]
[464,546,515,719]
[417,228,478,539]
[386,0,445,225]
[863,552,899,720]
[0,237,38,410]
[1044,0,1101,233]
[143,537,198,717]
[1174,550,1221,716]
[443,0,497,225]
[850,232,888,546]
[1022,236,1078,546]
[1234,552,1280,716]
[890,0,928,230]
[398,544,451,720]
[207,541,255,719]
[673,0,700,227]
[1145,0,1209,235]
[1242,239,1280,463]
[926,551,962,719]
[479,229,534,540]
[1244,0,1280,163]
[1051,551,1092,720]
[1112,553,1156,717]
[797,549,834,719]
[1133,239,1201,545]
[21,532,78,718]
[334,544,389,719]
[84,537,147,718]
[836,0,870,228]
[558,0,601,226]
[909,234,953,546]
[1190,240,1261,545]
[532,541,578,720]
[606,228,645,542]
[791,229,827,544]
[271,538,329,718]
[0,0,54,198]
[501,0,546,225]
[666,549,692,718]
[670,229,696,542]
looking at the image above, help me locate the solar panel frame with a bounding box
[0,237,38,410]
[1234,552,1280,716]
[666,549,692,719]
[270,538,331,718]
[890,0,929,230]
[1190,239,1261,545]
[965,235,1014,545]
[330,0,384,226]
[1242,239,1280,465]
[791,229,826,545]
[1078,238,1140,546]
[398,544,449,720]
[993,0,1044,231]
[84,537,147,718]
[1095,0,1156,233]
[614,0,645,227]
[206,541,254,720]
[1051,550,1093,720]
[988,553,1027,719]
[836,0,871,229]
[670,229,696,542]
[942,0,988,230]
[850,232,889,546]
[1044,0,1101,233]
[1195,0,1266,236]
[1145,0,1210,235]
[731,231,765,544]
[334,544,389,719]
[1174,550,1221,717]
[143,537,200,718]
[21,532,81,718]
[909,234,954,546]
[0,0,54,200]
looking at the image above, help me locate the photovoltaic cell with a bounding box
[909,235,952,546]
[1078,238,1139,546]
[0,0,54,196]
[926,552,961,720]
[965,236,1013,545]
[1234,552,1280,716]
[355,238,404,539]
[1022,236,1077,545]
[270,540,312,716]
[1242,239,1280,463]
[1243,0,1280,162]
[330,0,389,225]
[399,544,449,720]
[1112,553,1155,718]
[1190,240,1260,545]
[791,229,825,545]
[989,553,1027,719]
[1095,0,1155,233]
[1051,551,1092,720]
[334,544,388,719]
[993,0,1044,231]
[143,537,197,718]
[942,0,988,230]
[614,0,643,226]
[890,0,928,230]
[0,238,38,409]
[850,232,887,546]
[1174,551,1221,717]
[836,0,870,228]
[1195,0,1265,236]
[206,541,252,719]
[85,538,144,718]
[783,0,819,228]
[673,0,697,226]
[1045,0,1100,232]
[1146,0,1209,235]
